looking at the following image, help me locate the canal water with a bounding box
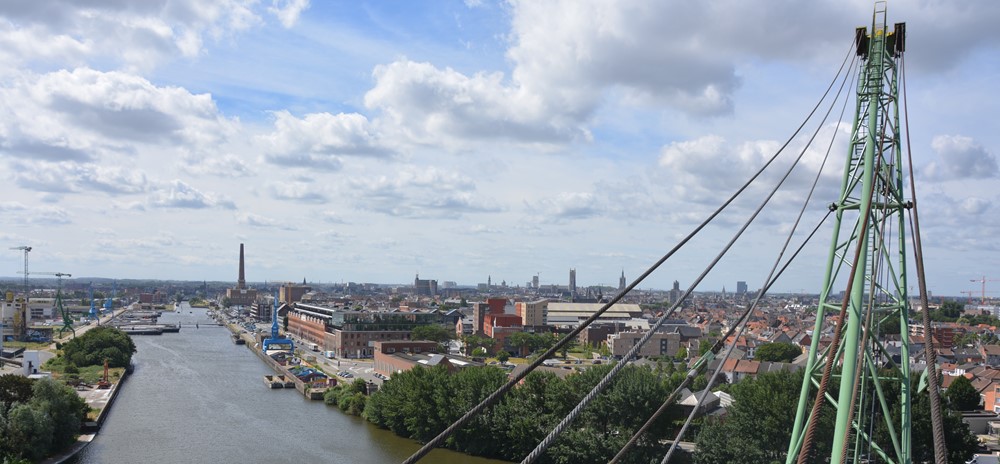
[70,304,510,464]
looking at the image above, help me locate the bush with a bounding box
[61,327,136,368]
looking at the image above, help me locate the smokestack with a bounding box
[238,243,246,289]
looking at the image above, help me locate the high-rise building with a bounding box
[532,275,539,289]
[619,270,627,291]
[569,269,577,295]
[670,280,681,304]
[516,299,549,329]
[737,281,748,296]
[414,274,438,296]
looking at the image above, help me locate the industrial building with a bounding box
[226,243,258,307]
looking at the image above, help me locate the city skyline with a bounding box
[1,1,998,296]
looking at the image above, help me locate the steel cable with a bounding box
[530,42,856,464]
[902,53,949,464]
[610,210,830,464]
[659,48,857,464]
[401,37,855,464]
[796,140,882,464]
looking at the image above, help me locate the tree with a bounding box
[61,326,136,368]
[508,332,535,357]
[220,296,232,308]
[754,342,801,363]
[496,351,510,363]
[412,325,455,345]
[0,375,33,414]
[461,335,494,356]
[945,375,981,411]
[698,339,713,356]
[694,369,835,464]
[940,300,964,318]
[30,378,89,450]
[674,346,688,361]
[559,336,577,358]
[3,403,53,461]
[0,378,88,462]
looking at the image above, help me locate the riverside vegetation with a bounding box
[0,326,136,463]
[326,362,979,464]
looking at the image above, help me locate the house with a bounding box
[981,345,1000,367]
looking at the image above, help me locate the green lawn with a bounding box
[42,355,126,385]
[3,340,52,350]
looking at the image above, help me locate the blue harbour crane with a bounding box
[262,291,294,353]
[104,280,116,314]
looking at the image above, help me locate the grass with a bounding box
[41,355,126,385]
[4,340,53,350]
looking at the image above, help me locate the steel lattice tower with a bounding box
[785,5,911,464]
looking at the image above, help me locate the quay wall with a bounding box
[227,323,328,400]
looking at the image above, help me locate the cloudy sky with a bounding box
[0,0,997,297]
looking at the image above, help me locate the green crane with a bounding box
[29,271,75,338]
[785,5,916,464]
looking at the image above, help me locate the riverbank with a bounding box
[71,306,510,463]
[40,364,131,464]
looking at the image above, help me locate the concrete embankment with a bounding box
[43,365,132,464]
[228,325,328,400]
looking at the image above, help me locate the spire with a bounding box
[238,243,246,289]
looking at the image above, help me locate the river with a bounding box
[70,303,510,464]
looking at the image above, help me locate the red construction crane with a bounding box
[971,276,1000,305]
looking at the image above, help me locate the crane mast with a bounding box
[785,4,913,463]
[8,246,31,340]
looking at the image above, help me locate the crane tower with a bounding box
[785,5,916,463]
[8,246,31,340]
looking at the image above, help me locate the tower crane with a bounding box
[8,246,30,340]
[971,276,999,305]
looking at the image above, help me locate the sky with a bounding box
[0,0,998,297]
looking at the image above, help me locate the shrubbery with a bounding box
[324,378,368,416]
[61,326,136,368]
[0,375,89,462]
[364,364,686,463]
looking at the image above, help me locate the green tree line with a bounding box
[360,362,978,463]
[0,375,90,462]
[364,363,693,463]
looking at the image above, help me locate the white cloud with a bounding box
[320,211,348,224]
[268,181,328,203]
[0,0,262,71]
[960,197,991,215]
[236,212,295,229]
[348,166,501,217]
[0,201,71,226]
[922,135,998,181]
[269,0,310,28]
[148,179,236,209]
[7,160,151,195]
[180,153,254,177]
[258,110,389,170]
[365,59,590,147]
[0,68,237,165]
